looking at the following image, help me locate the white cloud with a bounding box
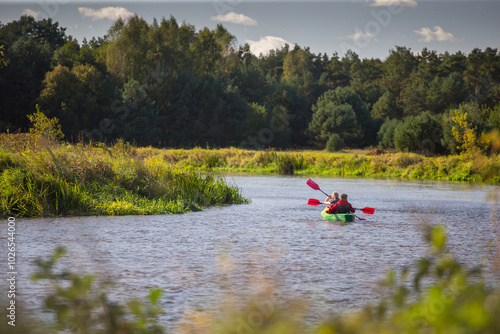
[246,36,291,57]
[211,12,257,26]
[369,0,417,7]
[78,7,134,21]
[346,30,377,42]
[414,26,457,42]
[22,9,40,19]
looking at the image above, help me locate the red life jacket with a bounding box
[328,198,351,214]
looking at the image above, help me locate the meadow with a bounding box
[135,146,500,183]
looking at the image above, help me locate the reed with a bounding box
[0,134,248,217]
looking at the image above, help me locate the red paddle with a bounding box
[308,198,323,206]
[306,179,329,197]
[307,198,375,215]
[354,207,375,214]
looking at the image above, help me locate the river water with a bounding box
[5,175,500,329]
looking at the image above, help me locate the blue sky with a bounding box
[1,0,499,60]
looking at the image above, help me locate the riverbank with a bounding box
[0,134,248,217]
[135,146,500,183]
[2,134,499,217]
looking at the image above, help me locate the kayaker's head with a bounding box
[341,193,348,200]
[332,191,339,200]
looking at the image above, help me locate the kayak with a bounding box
[321,207,355,223]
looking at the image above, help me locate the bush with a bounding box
[377,118,400,149]
[326,133,345,152]
[393,112,445,155]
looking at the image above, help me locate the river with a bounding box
[5,175,500,329]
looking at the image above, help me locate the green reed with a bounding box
[0,134,248,217]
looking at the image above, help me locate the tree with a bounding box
[267,81,310,146]
[192,24,236,78]
[282,46,313,81]
[377,118,400,149]
[52,37,82,68]
[400,72,428,116]
[350,58,384,106]
[445,102,491,155]
[0,45,7,69]
[464,48,500,107]
[0,36,52,131]
[258,44,289,79]
[426,72,468,114]
[226,56,268,105]
[0,15,66,50]
[105,15,150,84]
[382,46,418,97]
[372,91,402,120]
[324,52,350,88]
[490,102,500,132]
[117,79,159,146]
[309,86,370,147]
[38,64,116,140]
[27,105,64,142]
[326,133,345,152]
[309,87,368,147]
[393,112,444,154]
[159,73,248,147]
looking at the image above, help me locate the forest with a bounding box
[1,15,499,155]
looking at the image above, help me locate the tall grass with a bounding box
[146,146,500,182]
[0,135,248,217]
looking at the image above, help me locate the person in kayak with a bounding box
[327,193,355,214]
[324,191,339,207]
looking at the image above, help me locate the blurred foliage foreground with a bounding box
[2,224,499,334]
[0,134,248,217]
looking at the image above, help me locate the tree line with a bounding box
[1,15,499,154]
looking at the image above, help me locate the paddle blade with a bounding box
[306,179,320,190]
[308,198,322,206]
[360,207,375,215]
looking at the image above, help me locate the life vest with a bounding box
[328,198,351,213]
[337,204,350,213]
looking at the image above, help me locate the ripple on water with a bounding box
[8,176,499,329]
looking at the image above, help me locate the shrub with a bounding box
[393,112,444,154]
[377,118,400,149]
[27,105,64,142]
[326,133,345,152]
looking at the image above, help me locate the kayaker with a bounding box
[324,191,339,206]
[327,193,355,214]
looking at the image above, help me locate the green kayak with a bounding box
[321,207,355,223]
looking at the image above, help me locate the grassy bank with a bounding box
[133,146,500,183]
[2,134,499,217]
[0,134,248,217]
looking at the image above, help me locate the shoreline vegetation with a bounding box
[1,133,499,217]
[135,145,500,183]
[0,134,249,218]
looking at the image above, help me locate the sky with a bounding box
[0,0,499,60]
